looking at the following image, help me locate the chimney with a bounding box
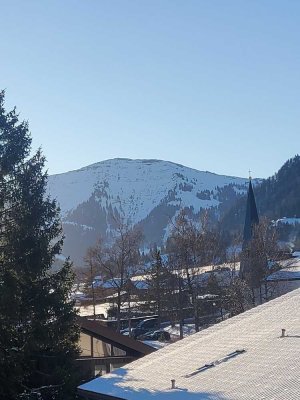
[171,379,176,389]
[281,329,286,337]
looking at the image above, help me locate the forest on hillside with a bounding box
[222,155,300,245]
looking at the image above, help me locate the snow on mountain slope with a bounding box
[48,158,253,266]
[49,158,248,221]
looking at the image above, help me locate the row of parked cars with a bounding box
[121,317,170,341]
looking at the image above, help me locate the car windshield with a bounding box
[137,319,156,328]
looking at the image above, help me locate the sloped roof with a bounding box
[267,266,300,281]
[79,288,300,400]
[267,258,300,281]
[78,317,154,357]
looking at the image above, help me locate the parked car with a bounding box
[137,330,171,342]
[131,318,159,339]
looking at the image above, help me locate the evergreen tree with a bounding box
[0,90,32,398]
[0,91,79,399]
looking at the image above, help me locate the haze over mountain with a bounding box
[48,158,255,266]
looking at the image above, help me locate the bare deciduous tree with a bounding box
[85,217,143,331]
[223,277,253,316]
[144,248,181,329]
[241,217,284,304]
[167,209,226,333]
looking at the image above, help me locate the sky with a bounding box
[1,0,299,178]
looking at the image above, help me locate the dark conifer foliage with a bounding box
[242,180,259,243]
[0,91,31,177]
[222,155,300,234]
[257,155,300,218]
[0,91,79,400]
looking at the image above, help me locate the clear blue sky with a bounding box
[1,0,299,178]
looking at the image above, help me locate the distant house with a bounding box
[77,316,154,381]
[78,288,300,400]
[267,258,300,295]
[92,277,136,298]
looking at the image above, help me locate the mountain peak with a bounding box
[48,159,252,266]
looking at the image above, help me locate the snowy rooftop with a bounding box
[267,266,300,281]
[274,217,300,226]
[267,258,300,281]
[79,288,300,400]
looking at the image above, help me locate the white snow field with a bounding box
[48,158,251,222]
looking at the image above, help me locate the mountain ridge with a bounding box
[47,158,258,266]
[51,158,250,180]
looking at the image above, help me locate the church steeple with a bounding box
[240,178,259,280]
[243,179,259,244]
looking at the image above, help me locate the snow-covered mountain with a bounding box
[48,158,254,266]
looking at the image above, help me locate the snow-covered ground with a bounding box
[63,221,95,231]
[163,323,196,339]
[77,303,111,318]
[142,340,171,350]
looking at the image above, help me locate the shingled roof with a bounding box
[78,288,300,400]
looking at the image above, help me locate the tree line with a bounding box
[83,207,284,337]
